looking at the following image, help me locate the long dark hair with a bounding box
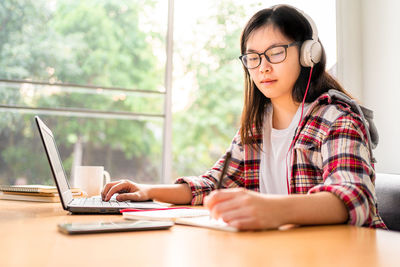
[239,5,351,148]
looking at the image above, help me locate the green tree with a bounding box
[41,0,164,180]
[0,0,165,184]
[172,1,249,177]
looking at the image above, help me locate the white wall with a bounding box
[336,0,363,99]
[336,0,400,174]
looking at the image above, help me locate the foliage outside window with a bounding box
[0,0,166,185]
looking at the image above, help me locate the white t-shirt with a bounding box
[259,104,310,194]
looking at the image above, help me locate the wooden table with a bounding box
[0,200,399,267]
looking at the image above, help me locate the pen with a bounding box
[217,151,232,189]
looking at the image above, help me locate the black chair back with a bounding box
[375,173,400,231]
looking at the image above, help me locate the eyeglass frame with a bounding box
[239,41,300,69]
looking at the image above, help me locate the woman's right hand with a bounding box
[101,180,151,202]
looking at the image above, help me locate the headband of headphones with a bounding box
[298,11,319,43]
[273,4,322,67]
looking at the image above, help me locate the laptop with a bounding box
[35,116,167,214]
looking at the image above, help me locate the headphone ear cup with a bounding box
[310,41,322,65]
[300,40,322,67]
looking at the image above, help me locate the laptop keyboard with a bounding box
[71,196,137,208]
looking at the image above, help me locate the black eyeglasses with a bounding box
[239,42,300,69]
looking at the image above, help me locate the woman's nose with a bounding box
[259,55,272,73]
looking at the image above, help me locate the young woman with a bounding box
[102,5,386,230]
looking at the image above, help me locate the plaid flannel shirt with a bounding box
[175,92,386,228]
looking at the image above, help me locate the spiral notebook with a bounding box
[0,185,80,194]
[0,192,60,202]
[0,185,84,202]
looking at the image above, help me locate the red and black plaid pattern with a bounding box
[175,93,386,229]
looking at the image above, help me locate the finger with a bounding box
[219,206,249,223]
[209,196,246,220]
[104,181,135,201]
[116,192,147,202]
[101,181,120,200]
[205,188,246,209]
[205,189,235,208]
[212,199,245,220]
[229,217,260,230]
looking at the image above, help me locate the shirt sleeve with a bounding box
[308,114,379,226]
[174,131,245,205]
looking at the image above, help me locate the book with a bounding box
[0,191,60,202]
[0,185,84,202]
[0,184,80,194]
[122,208,238,232]
[1,191,85,197]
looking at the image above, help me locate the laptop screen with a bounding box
[35,116,73,209]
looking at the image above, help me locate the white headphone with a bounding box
[274,5,322,67]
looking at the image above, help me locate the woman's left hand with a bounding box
[204,188,286,230]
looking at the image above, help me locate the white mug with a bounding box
[73,166,110,197]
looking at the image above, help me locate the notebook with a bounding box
[122,207,211,221]
[0,185,82,195]
[122,208,238,232]
[0,184,61,193]
[0,189,85,202]
[35,116,167,214]
[0,191,60,202]
[175,216,239,232]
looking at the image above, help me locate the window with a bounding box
[0,0,168,186]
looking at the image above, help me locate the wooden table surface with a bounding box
[0,200,399,267]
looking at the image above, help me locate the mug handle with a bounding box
[103,170,111,185]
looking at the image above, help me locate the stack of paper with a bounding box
[0,185,83,202]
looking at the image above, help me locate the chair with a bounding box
[375,173,400,231]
